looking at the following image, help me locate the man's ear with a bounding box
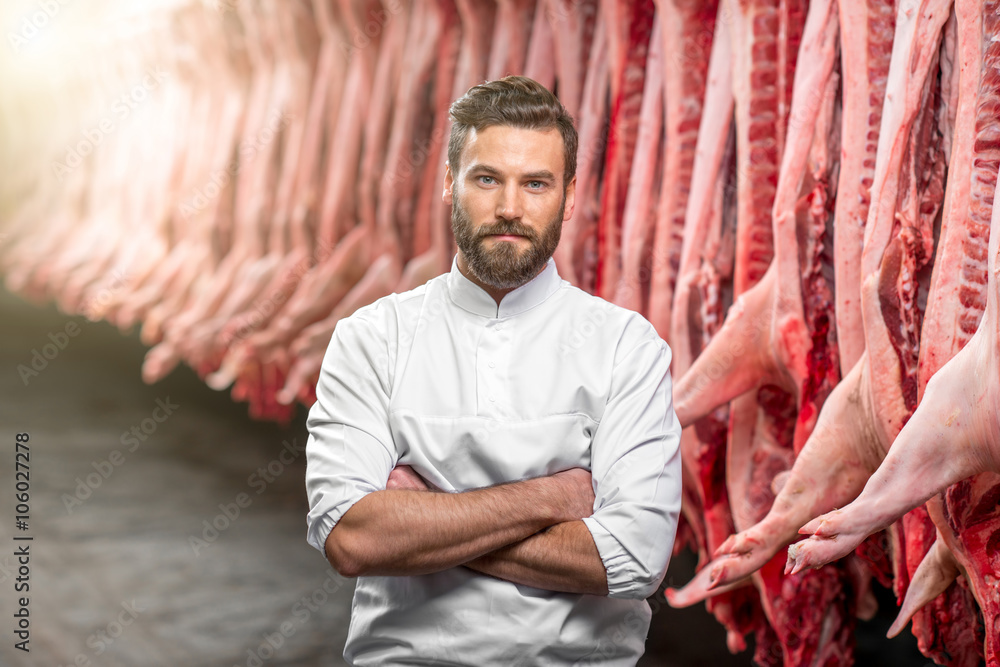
[563,175,577,221]
[443,163,454,205]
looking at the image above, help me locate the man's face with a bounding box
[444,125,576,290]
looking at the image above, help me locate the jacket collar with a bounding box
[447,254,563,318]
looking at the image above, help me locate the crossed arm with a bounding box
[323,466,610,596]
[311,315,680,600]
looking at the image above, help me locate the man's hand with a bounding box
[375,464,605,594]
[325,466,585,577]
[384,465,594,518]
[460,469,604,595]
[550,468,596,522]
[386,465,435,491]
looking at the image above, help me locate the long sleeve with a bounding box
[305,306,398,554]
[309,263,678,665]
[582,318,683,600]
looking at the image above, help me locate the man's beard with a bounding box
[451,196,564,290]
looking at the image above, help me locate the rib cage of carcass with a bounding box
[1,0,998,664]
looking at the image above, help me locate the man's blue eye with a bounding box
[528,181,544,189]
[479,176,495,184]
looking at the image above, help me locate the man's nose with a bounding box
[495,182,524,220]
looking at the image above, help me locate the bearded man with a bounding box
[305,75,682,666]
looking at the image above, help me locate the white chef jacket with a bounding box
[305,254,682,666]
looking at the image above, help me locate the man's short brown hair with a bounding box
[447,76,578,186]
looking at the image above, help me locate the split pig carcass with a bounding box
[1,0,999,664]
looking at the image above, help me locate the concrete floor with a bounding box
[0,287,931,666]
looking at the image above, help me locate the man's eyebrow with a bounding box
[467,164,502,177]
[522,170,556,181]
[466,164,557,181]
